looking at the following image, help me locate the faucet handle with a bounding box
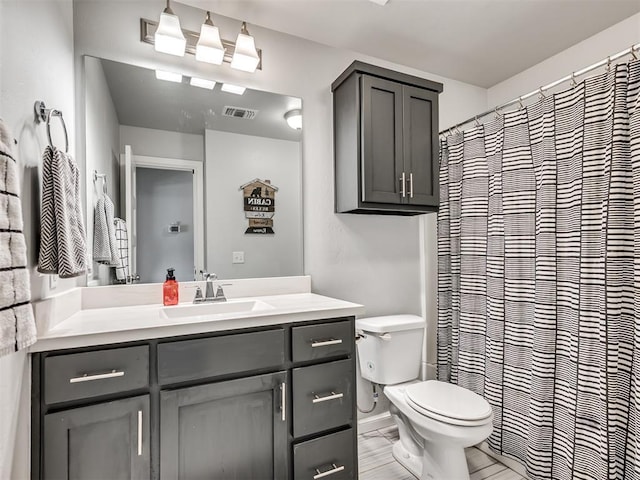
[193,286,205,303]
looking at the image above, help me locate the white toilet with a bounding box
[356,315,493,480]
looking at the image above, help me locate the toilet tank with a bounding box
[356,315,425,385]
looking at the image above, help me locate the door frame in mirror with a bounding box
[121,151,205,281]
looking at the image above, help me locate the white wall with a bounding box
[84,55,121,285]
[73,0,488,319]
[120,125,204,161]
[488,13,640,106]
[205,130,303,279]
[0,1,76,477]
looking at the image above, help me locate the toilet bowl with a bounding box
[356,315,493,480]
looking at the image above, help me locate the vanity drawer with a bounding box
[292,358,353,438]
[291,319,353,363]
[158,329,285,385]
[293,428,355,480]
[44,346,149,405]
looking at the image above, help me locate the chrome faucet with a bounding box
[202,271,217,301]
[194,271,227,303]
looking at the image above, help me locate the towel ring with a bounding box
[34,100,69,153]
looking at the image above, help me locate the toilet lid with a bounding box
[404,381,492,423]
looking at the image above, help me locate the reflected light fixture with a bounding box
[155,70,183,83]
[195,11,225,65]
[190,77,216,89]
[284,109,302,130]
[221,83,246,95]
[230,22,260,73]
[154,0,186,56]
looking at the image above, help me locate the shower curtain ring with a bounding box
[518,97,524,110]
[570,72,577,87]
[538,86,546,99]
[631,46,638,60]
[494,107,501,119]
[474,116,480,127]
[606,56,611,72]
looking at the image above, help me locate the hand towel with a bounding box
[93,193,119,267]
[37,146,88,278]
[0,118,36,356]
[113,217,129,281]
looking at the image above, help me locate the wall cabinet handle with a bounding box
[69,370,124,383]
[137,410,143,456]
[310,338,343,348]
[409,172,414,198]
[314,464,345,479]
[400,172,406,197]
[312,391,344,404]
[281,382,286,422]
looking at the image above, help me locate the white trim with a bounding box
[131,154,205,279]
[357,411,394,434]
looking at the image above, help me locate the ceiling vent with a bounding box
[222,106,259,119]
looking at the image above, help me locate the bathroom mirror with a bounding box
[84,56,303,286]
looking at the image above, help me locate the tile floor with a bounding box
[358,426,526,480]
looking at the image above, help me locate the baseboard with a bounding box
[476,442,530,479]
[357,411,394,434]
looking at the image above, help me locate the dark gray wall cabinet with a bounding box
[333,61,443,215]
[32,317,357,480]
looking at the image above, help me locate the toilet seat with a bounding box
[404,381,492,427]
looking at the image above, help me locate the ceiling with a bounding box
[100,58,302,141]
[180,0,640,88]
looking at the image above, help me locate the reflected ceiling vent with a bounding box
[222,106,259,119]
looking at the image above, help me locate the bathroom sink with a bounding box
[161,300,273,320]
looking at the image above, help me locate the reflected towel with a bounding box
[93,194,119,267]
[37,146,88,278]
[113,217,129,281]
[0,118,36,356]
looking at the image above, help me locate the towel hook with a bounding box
[34,101,69,153]
[93,170,108,195]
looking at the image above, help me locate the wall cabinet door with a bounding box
[361,75,404,205]
[160,371,288,480]
[43,395,150,479]
[402,85,439,207]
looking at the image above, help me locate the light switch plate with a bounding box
[232,251,245,264]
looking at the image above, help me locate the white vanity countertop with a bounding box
[31,292,365,352]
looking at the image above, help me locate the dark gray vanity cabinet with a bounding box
[332,61,443,215]
[32,316,357,480]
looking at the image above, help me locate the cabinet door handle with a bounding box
[281,382,286,422]
[314,464,345,479]
[409,173,414,198]
[400,172,406,197]
[312,391,344,404]
[311,338,343,348]
[69,370,124,383]
[137,410,143,456]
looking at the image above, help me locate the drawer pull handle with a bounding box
[137,410,143,456]
[312,392,344,404]
[69,370,125,383]
[311,339,343,348]
[281,382,286,422]
[314,464,345,479]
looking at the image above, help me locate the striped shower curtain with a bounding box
[438,60,640,480]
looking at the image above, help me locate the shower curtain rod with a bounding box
[440,42,640,135]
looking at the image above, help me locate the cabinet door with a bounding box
[161,371,288,480]
[361,75,404,204]
[43,395,150,480]
[403,85,439,207]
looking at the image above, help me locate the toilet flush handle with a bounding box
[378,333,392,341]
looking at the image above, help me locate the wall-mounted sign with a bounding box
[240,178,278,234]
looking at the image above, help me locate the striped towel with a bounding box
[0,118,36,356]
[113,217,129,281]
[37,146,88,278]
[93,193,119,266]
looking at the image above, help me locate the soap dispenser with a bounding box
[163,268,179,306]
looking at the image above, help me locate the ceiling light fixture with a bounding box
[154,0,186,56]
[195,11,225,65]
[284,109,302,130]
[230,22,260,73]
[155,70,183,83]
[221,83,246,95]
[190,77,216,89]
